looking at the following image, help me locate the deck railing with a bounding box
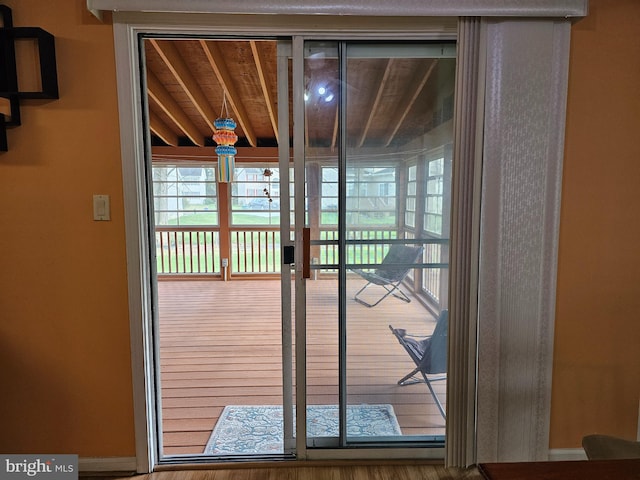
[155,226,284,275]
[319,227,398,267]
[156,227,221,274]
[231,228,282,274]
[155,227,448,292]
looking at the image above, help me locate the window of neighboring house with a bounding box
[152,164,218,226]
[320,165,397,226]
[231,164,294,226]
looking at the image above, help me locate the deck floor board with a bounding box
[158,279,446,456]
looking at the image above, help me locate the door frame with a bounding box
[103,2,586,472]
[114,19,458,468]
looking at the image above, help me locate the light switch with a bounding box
[93,194,110,221]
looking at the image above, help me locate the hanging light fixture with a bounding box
[213,92,237,183]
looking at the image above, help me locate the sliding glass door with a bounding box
[296,39,456,451]
[147,34,455,460]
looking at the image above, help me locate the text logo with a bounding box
[0,456,77,480]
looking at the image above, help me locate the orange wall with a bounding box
[0,1,135,456]
[0,0,637,459]
[551,0,640,448]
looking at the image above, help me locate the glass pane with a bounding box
[151,163,218,227]
[408,165,417,181]
[405,212,416,228]
[302,40,454,450]
[426,196,442,214]
[429,158,444,176]
[427,178,443,195]
[231,164,282,225]
[304,41,341,447]
[345,42,455,445]
[425,213,442,235]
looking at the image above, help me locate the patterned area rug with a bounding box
[204,404,402,455]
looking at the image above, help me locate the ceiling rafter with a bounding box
[146,69,204,146]
[384,59,438,147]
[358,58,394,148]
[148,111,179,146]
[250,41,278,140]
[150,39,219,133]
[200,40,258,147]
[142,39,451,151]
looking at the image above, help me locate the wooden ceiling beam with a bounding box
[358,58,394,148]
[146,70,204,146]
[250,41,278,140]
[148,111,179,146]
[152,145,284,161]
[385,59,438,147]
[150,39,218,133]
[200,40,258,147]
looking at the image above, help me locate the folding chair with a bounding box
[351,244,424,308]
[389,310,448,419]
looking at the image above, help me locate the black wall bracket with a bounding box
[0,5,59,152]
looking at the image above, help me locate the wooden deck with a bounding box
[158,277,446,456]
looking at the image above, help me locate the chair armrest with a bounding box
[388,324,429,339]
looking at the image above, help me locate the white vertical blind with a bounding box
[446,16,483,468]
[476,18,571,462]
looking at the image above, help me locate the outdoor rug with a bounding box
[204,404,402,455]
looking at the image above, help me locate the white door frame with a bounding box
[100,1,587,472]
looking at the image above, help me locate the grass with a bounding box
[165,211,395,228]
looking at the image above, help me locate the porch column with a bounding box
[218,181,231,280]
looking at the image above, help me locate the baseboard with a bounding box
[79,457,138,474]
[548,448,587,461]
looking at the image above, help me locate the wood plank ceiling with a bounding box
[144,38,455,152]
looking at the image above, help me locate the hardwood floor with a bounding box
[158,278,446,456]
[83,462,483,480]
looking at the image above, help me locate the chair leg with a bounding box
[387,283,412,303]
[423,374,446,419]
[354,281,412,308]
[354,281,395,307]
[398,367,422,385]
[354,281,377,307]
[398,370,447,419]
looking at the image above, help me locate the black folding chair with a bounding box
[351,244,424,308]
[389,310,448,419]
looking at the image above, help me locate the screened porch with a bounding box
[153,149,451,457]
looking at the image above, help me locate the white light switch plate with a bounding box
[93,194,111,221]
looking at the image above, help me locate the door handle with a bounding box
[283,245,295,265]
[303,227,311,279]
